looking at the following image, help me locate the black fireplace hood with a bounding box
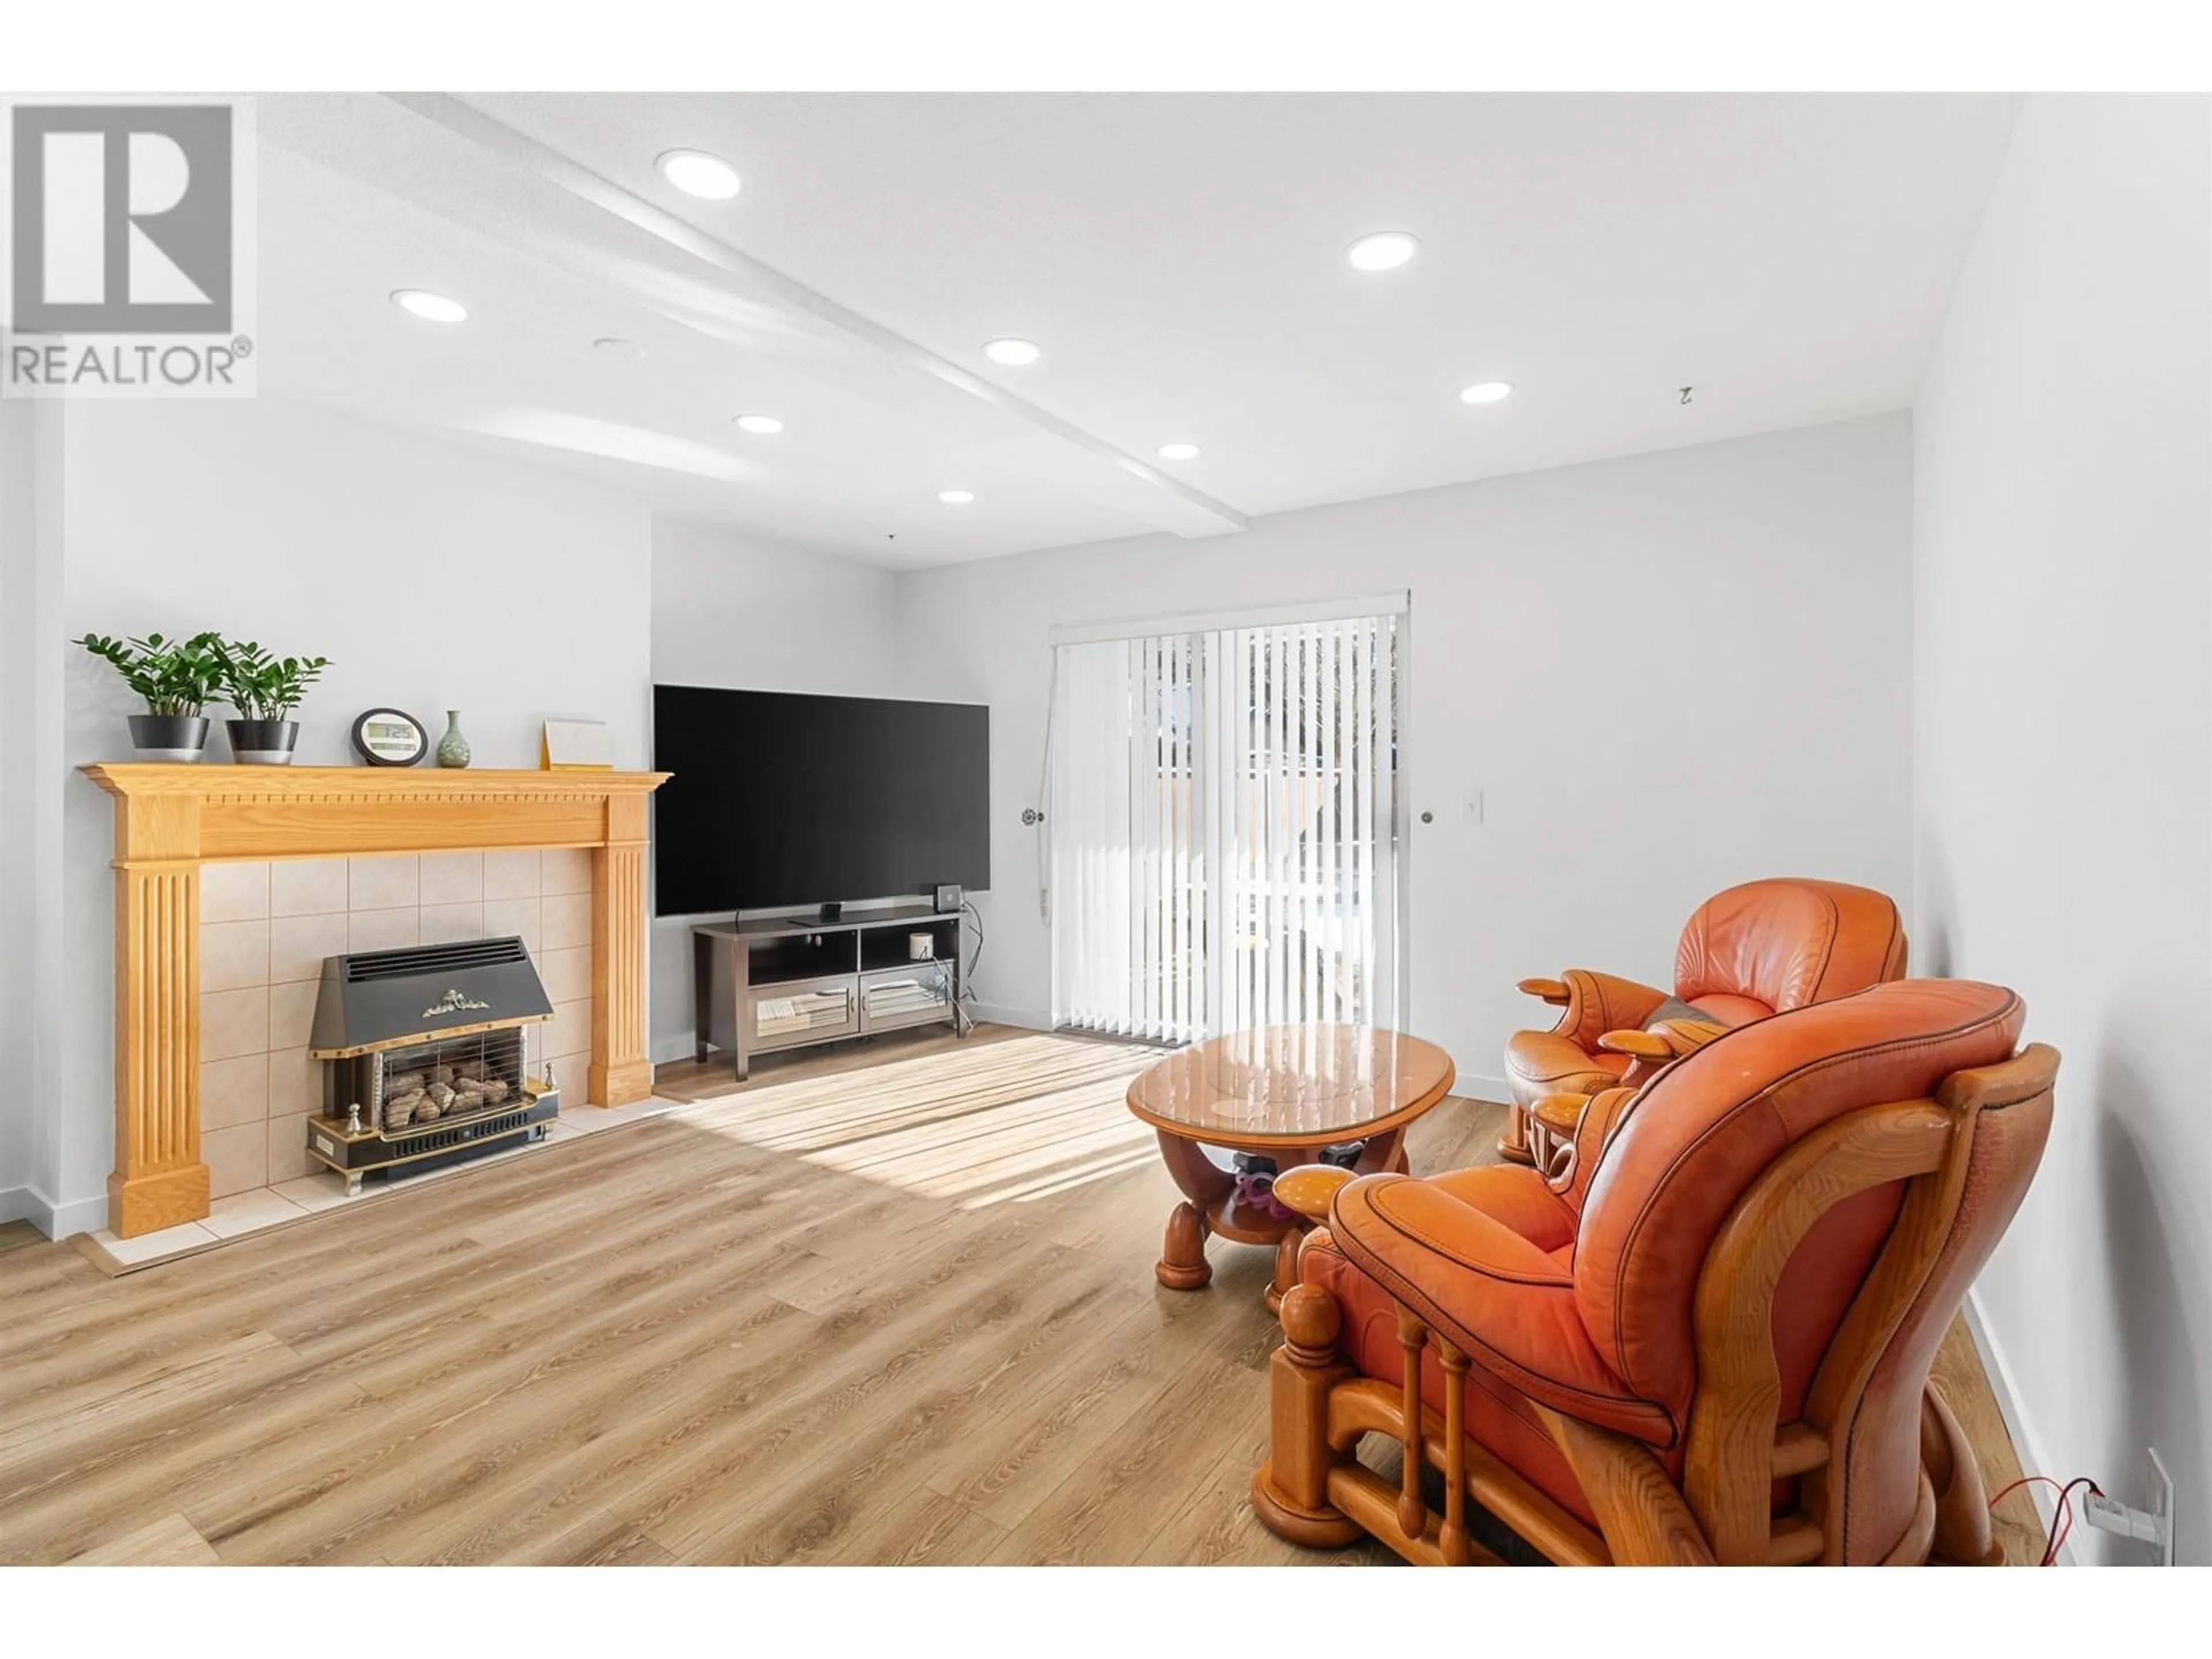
[308,935,555,1058]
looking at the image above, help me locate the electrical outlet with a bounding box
[2149,1448,2175,1566]
[2082,1449,2175,1563]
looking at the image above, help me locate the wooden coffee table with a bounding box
[1124,1024,1455,1308]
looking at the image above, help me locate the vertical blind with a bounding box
[1049,609,1401,1043]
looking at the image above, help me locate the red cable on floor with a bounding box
[1988,1473,2100,1565]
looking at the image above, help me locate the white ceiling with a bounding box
[255,92,2020,569]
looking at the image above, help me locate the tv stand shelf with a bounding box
[691,903,964,1081]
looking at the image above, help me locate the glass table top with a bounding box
[1124,1024,1455,1145]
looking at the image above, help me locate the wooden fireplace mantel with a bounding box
[80,764,672,1237]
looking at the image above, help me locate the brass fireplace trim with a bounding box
[79,764,671,1238]
[308,1011,553,1061]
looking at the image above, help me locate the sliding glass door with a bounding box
[1049,604,1402,1043]
[1048,630,1209,1042]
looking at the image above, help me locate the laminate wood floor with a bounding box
[0,1027,2043,1565]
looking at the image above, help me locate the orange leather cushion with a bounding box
[1302,1234,1622,1528]
[1305,1150,1834,1528]
[1573,979,2025,1423]
[1325,1168,1675,1446]
[1305,1234,1805,1533]
[1427,1164,1578,1252]
[1673,878,1904,1012]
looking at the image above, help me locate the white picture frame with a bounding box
[540,719,613,771]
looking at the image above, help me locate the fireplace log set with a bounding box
[358,1033,519,1130]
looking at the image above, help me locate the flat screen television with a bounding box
[652,685,990,916]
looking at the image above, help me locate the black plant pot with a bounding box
[126,714,211,763]
[225,718,300,765]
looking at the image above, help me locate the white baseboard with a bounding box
[0,1184,103,1241]
[972,1020,1512,1096]
[50,1191,105,1240]
[973,1002,1052,1032]
[653,1003,1051,1064]
[1962,1286,2076,1564]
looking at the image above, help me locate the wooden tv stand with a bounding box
[690,903,965,1081]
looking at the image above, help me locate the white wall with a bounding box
[0,402,67,1228]
[897,414,1916,1085]
[0,402,30,1219]
[1912,94,2211,1563]
[47,398,653,1234]
[647,518,899,1060]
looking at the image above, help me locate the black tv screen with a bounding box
[652,686,990,916]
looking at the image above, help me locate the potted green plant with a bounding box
[214,638,331,764]
[72,630,226,761]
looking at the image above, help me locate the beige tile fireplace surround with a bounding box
[79,765,671,1239]
[195,848,599,1200]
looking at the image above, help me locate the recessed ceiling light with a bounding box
[658,149,741,200]
[983,338,1041,366]
[390,289,467,324]
[937,489,975,505]
[733,414,783,434]
[592,337,645,362]
[1460,381,1514,405]
[1157,442,1200,461]
[1347,232,1419,272]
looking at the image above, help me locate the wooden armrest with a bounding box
[1517,976,1571,1005]
[1274,1164,1357,1224]
[1531,1093,1589,1135]
[1597,1028,1674,1061]
[1600,1019,1728,1063]
[1654,1017,1728,1052]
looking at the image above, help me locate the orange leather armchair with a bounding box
[1255,979,2055,1566]
[1500,877,1908,1163]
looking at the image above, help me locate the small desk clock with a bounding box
[351,708,428,767]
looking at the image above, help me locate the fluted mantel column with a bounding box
[107,791,209,1236]
[590,791,653,1107]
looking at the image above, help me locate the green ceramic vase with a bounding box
[435,709,472,768]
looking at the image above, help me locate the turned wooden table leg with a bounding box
[1154,1131,1234,1291]
[1353,1127,1408,1177]
[1158,1200,1213,1290]
[1150,1126,1405,1302]
[1258,1130,1406,1310]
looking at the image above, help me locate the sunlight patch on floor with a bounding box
[676,1033,1165,1206]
